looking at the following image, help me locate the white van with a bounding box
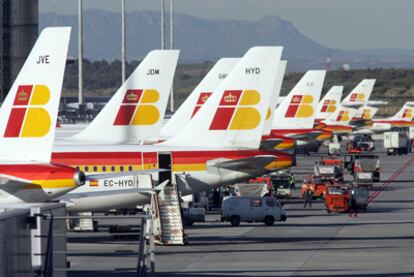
[221,196,287,226]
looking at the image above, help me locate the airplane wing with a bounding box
[207,155,277,173]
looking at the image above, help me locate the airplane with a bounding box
[352,102,414,135]
[56,49,180,144]
[315,86,343,121]
[316,106,358,135]
[52,46,293,212]
[315,79,376,135]
[0,27,87,204]
[261,70,330,151]
[349,105,379,127]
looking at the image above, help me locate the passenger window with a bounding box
[93,166,98,172]
[84,166,89,172]
[266,199,275,207]
[111,166,116,172]
[128,166,133,171]
[120,166,124,172]
[250,199,262,207]
[102,166,106,172]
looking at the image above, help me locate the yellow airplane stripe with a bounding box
[24,179,77,189]
[172,163,207,171]
[274,142,295,150]
[265,160,292,170]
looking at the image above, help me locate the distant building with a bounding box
[342,63,350,71]
[0,0,38,100]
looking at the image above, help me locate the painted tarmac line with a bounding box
[349,155,414,218]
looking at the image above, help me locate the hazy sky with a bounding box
[39,0,414,50]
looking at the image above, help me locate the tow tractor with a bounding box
[346,135,375,153]
[270,173,292,199]
[344,154,381,185]
[325,184,369,213]
[314,157,344,182]
[325,185,351,213]
[301,175,328,199]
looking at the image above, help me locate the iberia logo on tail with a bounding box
[321,99,337,113]
[192,92,212,117]
[285,95,314,118]
[114,89,160,125]
[349,93,365,102]
[209,90,261,130]
[4,85,51,137]
[336,110,350,122]
[362,109,372,120]
[402,108,413,119]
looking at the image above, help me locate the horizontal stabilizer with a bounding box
[287,131,322,140]
[260,138,286,151]
[207,155,277,173]
[341,101,365,107]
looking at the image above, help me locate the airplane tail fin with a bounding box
[161,46,283,149]
[316,86,343,120]
[342,79,375,104]
[0,27,71,162]
[262,60,287,135]
[355,105,378,120]
[161,58,240,138]
[72,50,179,143]
[390,102,414,120]
[324,106,358,126]
[271,70,326,130]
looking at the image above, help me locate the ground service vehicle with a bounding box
[384,131,411,155]
[409,127,414,145]
[221,196,287,226]
[349,187,369,211]
[234,183,269,197]
[314,158,344,182]
[328,142,341,155]
[270,174,292,199]
[182,207,205,226]
[344,154,380,183]
[325,185,351,213]
[347,135,375,153]
[301,175,328,199]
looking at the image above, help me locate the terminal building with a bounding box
[0,0,38,100]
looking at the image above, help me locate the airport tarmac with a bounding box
[67,148,414,277]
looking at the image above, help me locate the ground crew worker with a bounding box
[290,173,296,190]
[304,187,313,208]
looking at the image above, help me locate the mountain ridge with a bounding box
[39,9,414,70]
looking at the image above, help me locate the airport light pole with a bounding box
[161,0,165,49]
[78,0,84,106]
[169,0,174,112]
[121,0,126,83]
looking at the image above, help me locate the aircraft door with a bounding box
[158,152,172,185]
